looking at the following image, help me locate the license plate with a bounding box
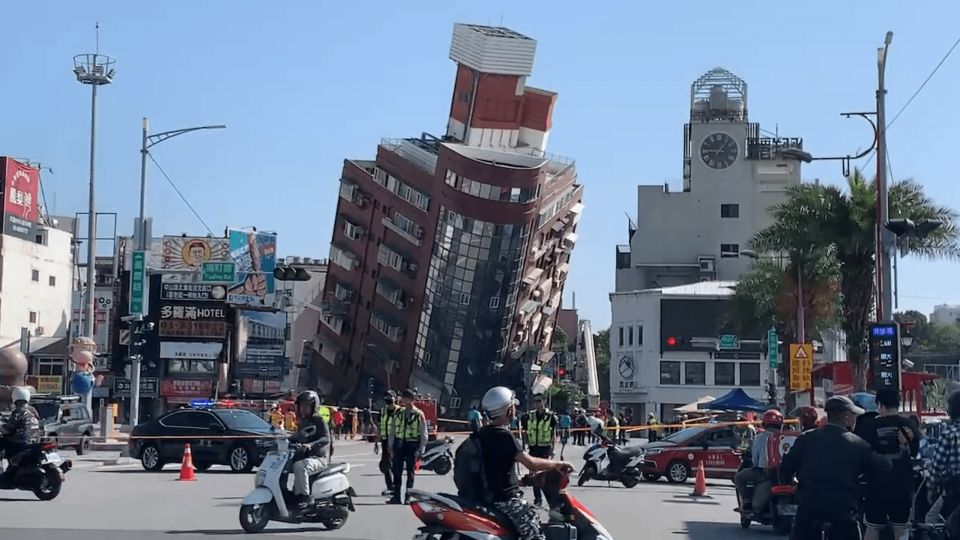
[778,504,797,516]
[45,452,62,463]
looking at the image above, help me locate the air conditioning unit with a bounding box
[415,227,424,239]
[698,256,715,272]
[407,262,419,272]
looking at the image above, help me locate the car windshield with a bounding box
[33,402,60,422]
[661,426,709,443]
[214,410,273,431]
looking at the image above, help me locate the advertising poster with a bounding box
[1,158,39,241]
[228,229,277,307]
[161,236,231,270]
[159,303,227,339]
[238,309,287,379]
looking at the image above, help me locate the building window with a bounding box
[48,276,56,287]
[343,220,363,241]
[628,326,634,346]
[377,244,403,271]
[684,362,706,385]
[715,362,736,386]
[489,297,500,309]
[458,293,471,306]
[660,361,681,385]
[740,362,762,387]
[169,360,216,373]
[637,325,643,346]
[34,358,64,376]
[618,327,624,347]
[720,204,740,218]
[31,270,39,282]
[720,244,740,258]
[29,311,37,323]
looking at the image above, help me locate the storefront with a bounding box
[160,378,214,408]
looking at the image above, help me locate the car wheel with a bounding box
[666,461,689,483]
[76,434,91,456]
[643,473,661,482]
[194,461,212,471]
[229,446,254,473]
[140,444,164,471]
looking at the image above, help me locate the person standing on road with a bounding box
[928,391,960,526]
[268,405,284,429]
[468,405,482,433]
[646,413,661,443]
[856,388,920,540]
[780,396,888,540]
[387,389,427,505]
[559,411,571,445]
[283,407,298,431]
[574,411,587,445]
[523,395,558,508]
[379,391,400,497]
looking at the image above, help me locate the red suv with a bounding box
[640,424,743,483]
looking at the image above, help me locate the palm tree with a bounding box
[746,171,960,391]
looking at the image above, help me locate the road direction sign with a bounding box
[202,261,236,283]
[767,328,779,368]
[718,335,740,350]
[129,251,147,316]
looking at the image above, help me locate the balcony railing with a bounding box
[382,216,423,247]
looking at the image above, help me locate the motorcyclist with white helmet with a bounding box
[476,387,574,540]
[289,390,332,512]
[1,387,41,460]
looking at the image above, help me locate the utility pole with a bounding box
[876,31,894,322]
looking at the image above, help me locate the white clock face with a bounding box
[700,133,739,170]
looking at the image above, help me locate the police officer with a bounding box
[523,394,557,507]
[316,393,333,457]
[379,391,400,496]
[387,389,426,505]
[604,412,620,441]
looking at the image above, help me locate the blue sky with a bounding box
[4,1,959,329]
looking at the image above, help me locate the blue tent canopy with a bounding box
[698,388,772,413]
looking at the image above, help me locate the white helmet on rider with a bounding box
[11,387,30,404]
[481,386,518,419]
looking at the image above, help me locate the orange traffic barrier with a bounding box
[177,444,197,482]
[690,460,708,497]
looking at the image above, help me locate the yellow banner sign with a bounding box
[36,376,62,395]
[789,343,813,391]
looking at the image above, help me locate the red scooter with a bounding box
[407,469,614,540]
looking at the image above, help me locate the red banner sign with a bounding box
[160,378,213,398]
[1,158,39,240]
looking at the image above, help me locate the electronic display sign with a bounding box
[868,322,902,393]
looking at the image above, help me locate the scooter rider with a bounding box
[477,387,573,540]
[0,387,41,459]
[780,396,888,540]
[289,391,332,511]
[734,409,783,515]
[795,406,820,432]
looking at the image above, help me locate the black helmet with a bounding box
[296,390,320,410]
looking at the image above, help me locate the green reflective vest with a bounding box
[396,407,425,441]
[528,410,554,447]
[318,405,331,425]
[379,406,398,440]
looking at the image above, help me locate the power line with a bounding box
[861,35,960,171]
[147,153,216,236]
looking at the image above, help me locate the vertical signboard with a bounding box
[238,309,287,378]
[1,158,40,240]
[869,322,902,393]
[129,251,147,315]
[766,328,779,368]
[227,230,277,307]
[789,343,813,391]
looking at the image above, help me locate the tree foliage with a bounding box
[549,381,585,413]
[553,328,568,353]
[730,172,960,391]
[895,310,960,353]
[594,329,610,401]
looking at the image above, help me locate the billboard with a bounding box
[237,309,287,379]
[160,282,227,302]
[161,236,230,270]
[227,230,277,307]
[159,303,227,339]
[1,158,39,240]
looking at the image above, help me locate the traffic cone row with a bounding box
[690,460,708,497]
[177,443,197,482]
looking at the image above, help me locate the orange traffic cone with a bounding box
[177,444,197,482]
[690,460,708,497]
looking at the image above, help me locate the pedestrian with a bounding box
[574,411,587,445]
[647,412,661,442]
[378,391,400,497]
[283,406,299,431]
[523,395,558,507]
[387,389,427,505]
[559,410,571,445]
[604,412,619,442]
[928,391,960,525]
[617,412,628,445]
[467,405,482,433]
[332,407,344,439]
[351,408,359,439]
[268,405,284,429]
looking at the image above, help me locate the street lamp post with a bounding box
[877,31,894,323]
[129,119,226,428]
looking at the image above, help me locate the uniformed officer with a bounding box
[316,393,333,456]
[605,413,620,441]
[379,391,401,496]
[268,405,284,429]
[523,394,557,507]
[387,389,427,505]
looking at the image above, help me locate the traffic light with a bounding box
[558,368,566,377]
[273,266,311,281]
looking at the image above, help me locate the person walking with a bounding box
[387,390,427,505]
[268,405,284,429]
[523,395,557,508]
[468,405,483,433]
[378,391,400,497]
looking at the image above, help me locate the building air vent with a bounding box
[698,257,715,272]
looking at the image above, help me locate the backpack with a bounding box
[453,431,491,504]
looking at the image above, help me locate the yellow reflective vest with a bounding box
[396,407,425,441]
[318,405,331,426]
[379,406,398,440]
[527,410,555,447]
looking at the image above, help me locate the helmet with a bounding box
[762,409,784,429]
[481,386,518,419]
[295,390,320,411]
[795,406,819,430]
[11,387,30,404]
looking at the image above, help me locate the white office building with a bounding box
[609,281,771,420]
[615,68,803,292]
[930,304,960,325]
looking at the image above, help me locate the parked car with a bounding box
[34,395,96,455]
[640,424,742,483]
[128,408,280,473]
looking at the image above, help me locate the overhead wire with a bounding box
[861,35,960,171]
[147,153,216,237]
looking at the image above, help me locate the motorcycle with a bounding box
[417,436,454,476]
[577,432,642,488]
[0,440,73,501]
[239,438,357,533]
[408,468,614,540]
[734,465,797,535]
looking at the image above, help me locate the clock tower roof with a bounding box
[690,67,747,123]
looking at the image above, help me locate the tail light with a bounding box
[41,442,57,451]
[411,500,447,523]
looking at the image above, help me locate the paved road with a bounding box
[0,440,755,540]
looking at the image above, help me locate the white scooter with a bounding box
[239,439,356,533]
[417,436,454,475]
